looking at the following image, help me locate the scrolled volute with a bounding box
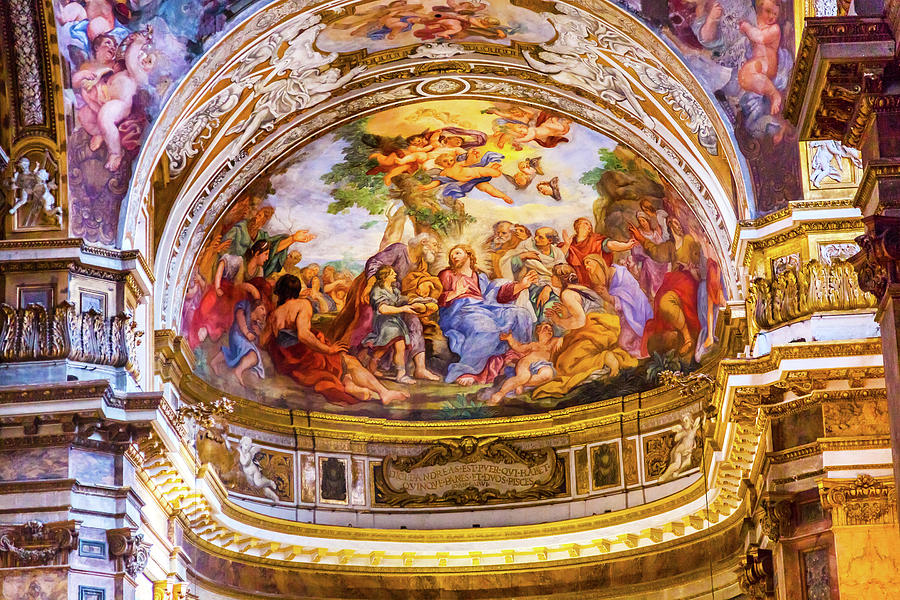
[107,527,151,578]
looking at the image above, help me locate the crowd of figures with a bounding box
[184,189,726,409]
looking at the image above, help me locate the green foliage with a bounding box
[322,119,392,217]
[646,351,682,384]
[579,147,627,187]
[407,206,475,234]
[436,394,496,420]
[597,148,625,172]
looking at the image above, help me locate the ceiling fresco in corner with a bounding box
[51,0,800,247]
[53,0,267,245]
[181,99,726,420]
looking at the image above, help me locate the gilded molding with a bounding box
[743,219,866,267]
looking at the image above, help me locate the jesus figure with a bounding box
[437,245,537,385]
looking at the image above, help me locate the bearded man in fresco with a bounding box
[438,244,536,385]
[329,233,442,381]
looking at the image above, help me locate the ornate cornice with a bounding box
[0,520,78,567]
[784,17,895,144]
[819,474,896,525]
[743,219,865,267]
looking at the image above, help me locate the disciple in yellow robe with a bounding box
[534,312,638,398]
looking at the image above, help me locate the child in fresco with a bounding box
[363,266,427,384]
[738,0,783,115]
[420,150,513,204]
[211,298,267,387]
[489,322,562,404]
[367,132,437,185]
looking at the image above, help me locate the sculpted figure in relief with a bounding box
[237,436,280,504]
[658,413,702,482]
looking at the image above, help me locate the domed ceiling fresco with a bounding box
[50,0,800,248]
[182,99,726,419]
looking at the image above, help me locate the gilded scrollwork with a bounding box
[820,474,896,526]
[746,258,876,332]
[374,437,566,507]
[0,302,142,377]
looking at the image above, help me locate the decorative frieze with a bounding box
[746,259,876,332]
[0,302,142,378]
[0,520,78,567]
[820,474,896,526]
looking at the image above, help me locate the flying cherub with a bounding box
[364,130,437,185]
[332,0,426,40]
[536,177,562,201]
[419,149,513,204]
[503,156,542,190]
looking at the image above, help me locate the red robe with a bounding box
[188,280,247,349]
[565,233,612,285]
[267,329,359,405]
[640,268,701,356]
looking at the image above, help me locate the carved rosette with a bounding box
[107,528,152,578]
[0,520,78,567]
[820,474,896,526]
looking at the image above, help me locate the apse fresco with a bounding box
[182,100,726,420]
[317,0,556,52]
[621,0,802,214]
[53,0,264,245]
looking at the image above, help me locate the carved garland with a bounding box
[0,302,143,378]
[0,520,78,567]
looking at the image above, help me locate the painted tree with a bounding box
[321,119,473,241]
